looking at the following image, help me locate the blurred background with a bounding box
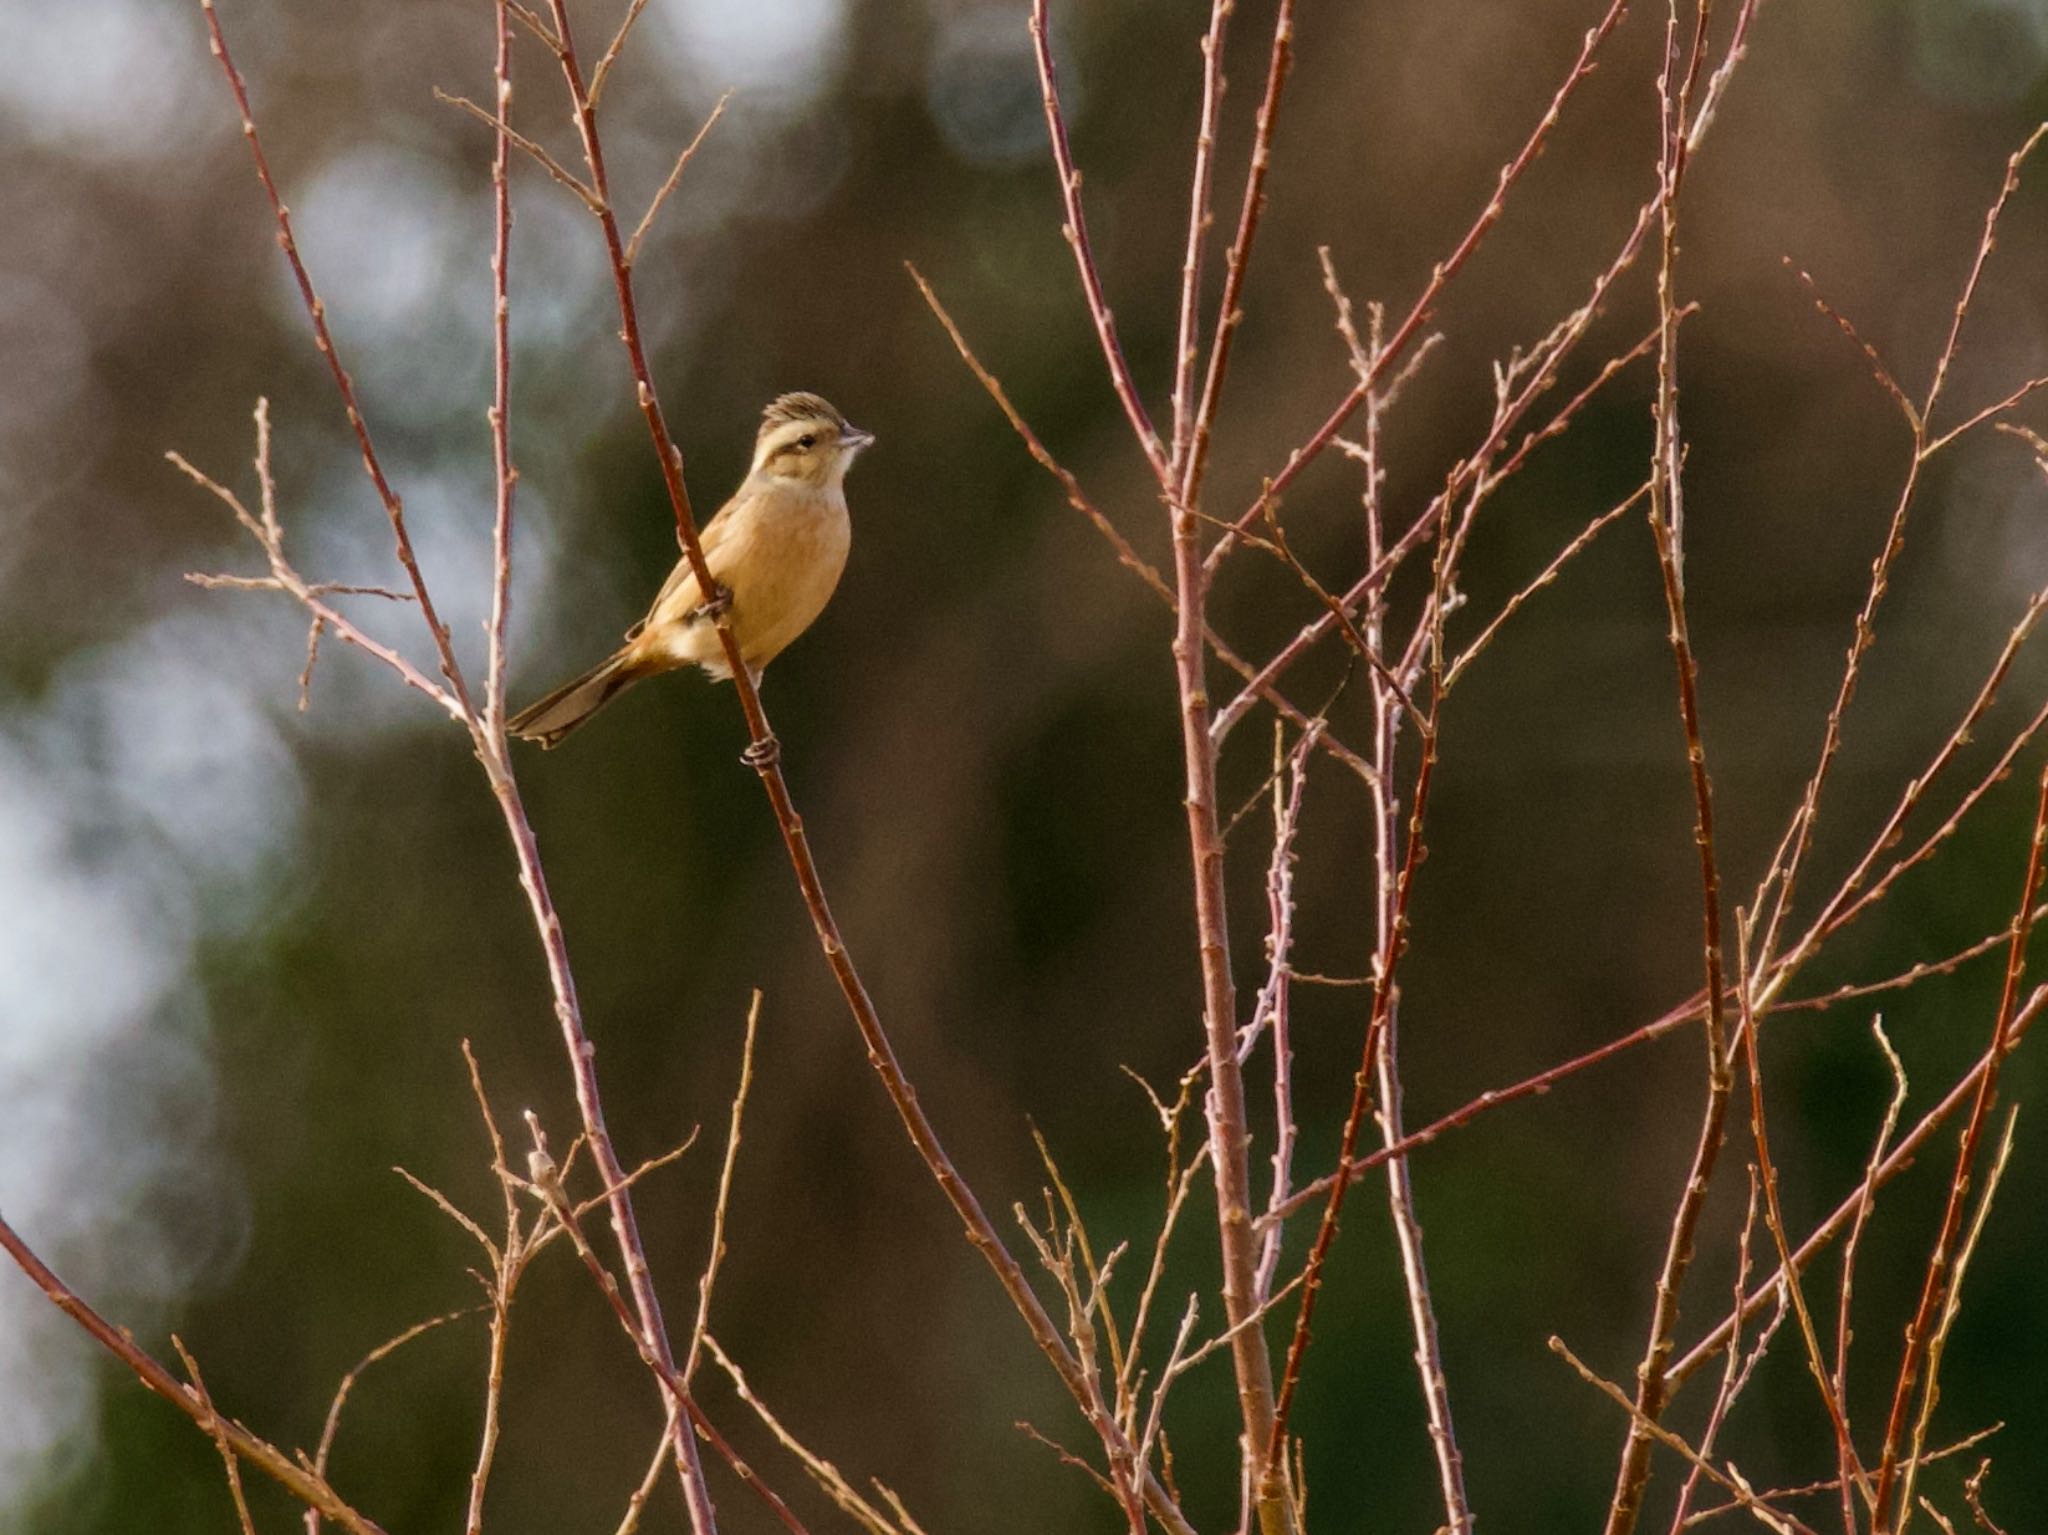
[4,0,2048,1529]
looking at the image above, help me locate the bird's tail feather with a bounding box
[508,650,644,748]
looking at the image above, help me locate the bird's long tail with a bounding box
[508,649,645,748]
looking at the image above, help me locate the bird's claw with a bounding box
[741,734,781,771]
[691,583,734,623]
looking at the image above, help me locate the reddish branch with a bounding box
[1171,0,1235,464]
[526,7,1194,1528]
[1264,535,1442,1501]
[1669,985,2048,1390]
[1869,762,2048,1531]
[1177,0,1295,510]
[1029,1,1302,1524]
[0,1214,388,1535]
[484,0,517,736]
[1028,0,1170,480]
[1602,15,1736,1530]
[194,0,474,711]
[1732,931,1868,1530]
[1168,444,1291,1534]
[1203,0,1634,572]
[1754,126,2048,982]
[192,2,722,1521]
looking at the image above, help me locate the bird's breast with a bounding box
[708,490,851,672]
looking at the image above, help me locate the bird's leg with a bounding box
[739,665,778,768]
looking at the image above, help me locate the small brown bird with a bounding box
[510,392,873,747]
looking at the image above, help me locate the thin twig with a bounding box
[1210,302,1673,746]
[1871,763,2048,1530]
[1027,0,1170,480]
[171,1340,259,1535]
[704,1336,912,1535]
[588,0,650,105]
[1669,985,2048,1387]
[0,1213,389,1535]
[911,266,1378,785]
[1554,1336,1818,1535]
[625,91,731,267]
[613,1412,678,1535]
[171,424,463,724]
[1963,1459,2009,1535]
[1444,480,1651,690]
[523,1120,812,1535]
[1730,915,1868,1528]
[196,0,480,714]
[685,990,761,1383]
[1896,1109,2019,1531]
[1604,22,1737,1528]
[1177,0,1296,512]
[1668,1169,1771,1534]
[1752,125,2048,978]
[1171,0,1235,465]
[485,3,518,745]
[1830,1018,1909,1522]
[307,1309,476,1535]
[1682,1426,2003,1528]
[1268,512,1447,1506]
[1204,0,1635,572]
[435,88,605,212]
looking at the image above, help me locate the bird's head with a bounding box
[751,392,874,489]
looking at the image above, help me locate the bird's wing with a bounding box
[624,495,741,639]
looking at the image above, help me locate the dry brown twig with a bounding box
[1673,985,2048,1388]
[169,1340,259,1535]
[176,3,734,1523]
[1204,0,1636,574]
[511,15,1196,1525]
[685,988,761,1384]
[1667,1169,1783,1534]
[0,1212,389,1535]
[305,1308,478,1535]
[1748,123,2048,998]
[1964,1459,2010,1535]
[1730,915,1870,1531]
[703,1335,923,1535]
[1554,1336,1818,1535]
[1681,1425,2003,1530]
[1894,1109,2020,1531]
[1600,11,1749,1530]
[1871,756,2048,1529]
[910,263,1382,787]
[516,1113,815,1535]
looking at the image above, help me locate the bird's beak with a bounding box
[841,425,876,453]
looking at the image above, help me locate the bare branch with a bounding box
[0,1212,389,1535]
[685,990,761,1383]
[704,1336,913,1535]
[1553,1336,1819,1535]
[1026,0,1170,480]
[195,1,477,714]
[911,265,1379,786]
[588,0,650,105]
[434,88,605,211]
[172,1340,258,1535]
[626,92,731,267]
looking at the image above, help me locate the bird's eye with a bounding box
[797,434,816,450]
